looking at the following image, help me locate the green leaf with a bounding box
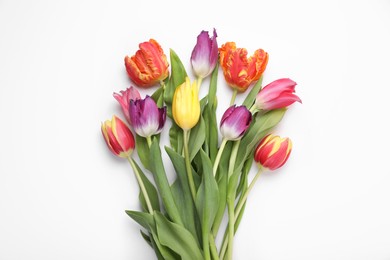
[196,150,219,230]
[149,139,183,226]
[125,210,155,231]
[136,135,151,171]
[165,147,199,241]
[207,63,219,110]
[188,117,206,161]
[131,160,160,212]
[140,230,152,247]
[242,76,263,109]
[169,123,183,154]
[203,103,218,163]
[164,49,187,117]
[151,85,164,105]
[154,212,203,260]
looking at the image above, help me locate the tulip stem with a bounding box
[212,138,228,176]
[197,76,203,91]
[228,141,240,178]
[183,130,197,202]
[249,104,259,114]
[127,156,154,214]
[146,136,152,148]
[230,89,238,106]
[227,195,235,260]
[209,234,220,260]
[234,167,263,221]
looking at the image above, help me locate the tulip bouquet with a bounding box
[101,29,301,260]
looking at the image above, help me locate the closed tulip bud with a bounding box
[172,77,200,131]
[129,96,166,138]
[191,29,218,79]
[101,116,135,158]
[255,78,301,110]
[220,105,252,140]
[254,134,292,170]
[124,39,169,88]
[113,86,141,124]
[219,42,268,92]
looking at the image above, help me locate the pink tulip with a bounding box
[113,86,141,124]
[191,29,218,79]
[255,78,301,110]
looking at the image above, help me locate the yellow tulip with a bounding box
[172,77,200,131]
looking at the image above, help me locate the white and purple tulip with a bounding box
[129,96,166,138]
[190,29,218,79]
[220,105,252,141]
[255,78,302,110]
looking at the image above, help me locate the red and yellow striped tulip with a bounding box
[101,116,135,158]
[254,134,292,170]
[124,39,169,88]
[219,42,268,92]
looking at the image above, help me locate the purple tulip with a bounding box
[129,96,166,138]
[191,29,218,79]
[220,105,252,141]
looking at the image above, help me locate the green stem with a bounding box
[234,168,263,221]
[183,130,197,202]
[209,234,220,260]
[219,231,228,259]
[229,89,238,106]
[212,138,228,177]
[127,156,154,214]
[146,136,152,148]
[249,104,258,114]
[197,76,203,91]
[203,224,211,260]
[227,196,235,260]
[228,141,240,178]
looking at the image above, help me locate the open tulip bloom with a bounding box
[101,29,301,260]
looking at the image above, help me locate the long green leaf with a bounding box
[188,117,206,161]
[154,212,203,260]
[136,135,151,171]
[242,76,263,108]
[131,160,160,212]
[165,147,199,241]
[149,139,183,225]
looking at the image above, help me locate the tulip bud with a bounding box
[113,86,141,124]
[172,77,200,131]
[191,29,218,79]
[101,116,135,158]
[254,134,292,170]
[124,39,169,88]
[220,105,252,141]
[219,42,268,92]
[129,96,166,138]
[255,78,301,110]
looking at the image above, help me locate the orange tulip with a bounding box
[124,39,169,88]
[219,42,268,92]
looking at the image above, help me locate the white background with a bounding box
[1,0,390,259]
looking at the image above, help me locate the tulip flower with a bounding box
[101,116,135,158]
[113,86,141,124]
[219,42,268,93]
[220,105,252,141]
[172,77,200,131]
[129,96,167,139]
[254,134,292,170]
[124,39,169,88]
[255,78,301,110]
[191,29,218,79]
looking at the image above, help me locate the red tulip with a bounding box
[101,116,135,158]
[219,42,268,92]
[254,134,292,170]
[124,39,169,88]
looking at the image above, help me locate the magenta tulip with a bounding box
[113,86,141,124]
[129,96,166,138]
[255,78,301,110]
[191,29,218,79]
[220,105,252,141]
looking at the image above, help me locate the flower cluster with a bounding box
[101,29,301,260]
